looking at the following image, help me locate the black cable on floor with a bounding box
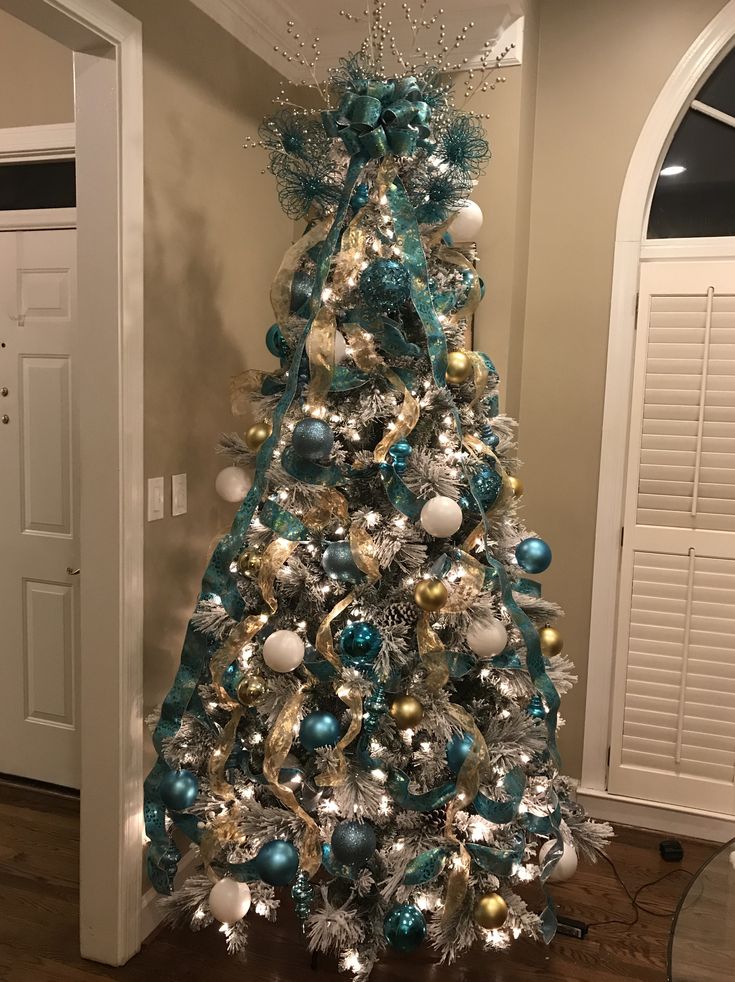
[585,848,694,929]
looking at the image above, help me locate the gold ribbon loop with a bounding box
[230,368,267,417]
[270,218,331,325]
[306,305,337,412]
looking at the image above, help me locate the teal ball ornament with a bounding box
[384,904,427,953]
[516,537,552,574]
[470,464,503,510]
[339,622,382,666]
[479,276,486,300]
[351,182,370,211]
[300,710,341,750]
[159,769,199,811]
[254,839,300,886]
[292,417,334,460]
[359,258,411,313]
[331,820,377,866]
[322,541,365,583]
[265,323,288,358]
[446,732,475,774]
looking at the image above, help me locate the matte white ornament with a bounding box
[306,329,348,365]
[215,465,252,503]
[263,630,305,673]
[420,496,463,537]
[539,828,578,883]
[450,199,484,242]
[466,617,508,658]
[209,877,252,924]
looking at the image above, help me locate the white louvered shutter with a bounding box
[608,261,735,816]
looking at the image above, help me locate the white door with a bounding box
[608,260,735,815]
[0,227,80,789]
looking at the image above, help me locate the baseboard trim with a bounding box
[141,849,200,942]
[578,787,734,843]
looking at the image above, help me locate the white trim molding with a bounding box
[0,122,75,162]
[578,788,735,844]
[582,1,735,823]
[0,0,145,967]
[0,207,76,231]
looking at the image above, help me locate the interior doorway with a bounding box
[0,0,144,966]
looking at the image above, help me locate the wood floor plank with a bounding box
[0,782,720,981]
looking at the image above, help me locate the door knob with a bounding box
[0,387,7,397]
[1,415,8,424]
[66,567,81,576]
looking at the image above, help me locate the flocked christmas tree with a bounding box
[145,5,611,976]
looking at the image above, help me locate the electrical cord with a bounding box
[585,848,694,929]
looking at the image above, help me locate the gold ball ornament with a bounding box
[474,892,508,930]
[539,625,563,657]
[389,695,424,730]
[237,674,266,707]
[245,420,272,452]
[414,577,448,612]
[445,350,473,385]
[507,475,524,498]
[237,549,262,579]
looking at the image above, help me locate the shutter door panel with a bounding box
[608,261,735,817]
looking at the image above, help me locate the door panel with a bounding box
[0,228,79,788]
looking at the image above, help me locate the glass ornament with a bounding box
[413,577,448,611]
[299,710,341,750]
[470,465,503,510]
[539,833,578,883]
[159,769,199,811]
[339,621,382,664]
[330,820,377,866]
[466,617,508,658]
[306,329,347,365]
[322,541,365,583]
[383,904,427,952]
[214,466,252,503]
[446,732,475,774]
[449,198,484,241]
[389,694,424,730]
[254,840,300,887]
[292,417,334,460]
[474,892,508,930]
[359,258,411,312]
[245,420,272,452]
[539,625,563,656]
[515,537,552,574]
[209,878,252,924]
[420,495,463,537]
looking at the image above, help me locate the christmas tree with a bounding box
[145,6,611,975]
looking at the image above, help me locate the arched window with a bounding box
[647,47,735,238]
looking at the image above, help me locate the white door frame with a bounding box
[580,1,735,841]
[0,0,144,965]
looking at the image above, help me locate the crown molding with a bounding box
[188,0,524,82]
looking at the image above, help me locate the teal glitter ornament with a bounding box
[470,464,503,510]
[359,258,411,312]
[331,820,377,866]
[527,695,546,720]
[383,904,427,953]
[292,417,334,460]
[291,870,314,922]
[290,267,315,313]
[516,537,552,574]
[254,840,300,886]
[363,684,388,734]
[339,621,382,666]
[300,711,341,750]
[351,182,370,211]
[322,541,365,583]
[446,732,475,774]
[481,425,499,448]
[388,438,413,474]
[266,323,288,358]
[159,769,198,811]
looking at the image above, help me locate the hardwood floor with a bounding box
[0,781,719,981]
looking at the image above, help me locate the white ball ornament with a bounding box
[209,877,252,924]
[306,329,348,365]
[215,465,252,503]
[466,617,508,658]
[420,496,463,537]
[538,830,578,883]
[262,630,305,673]
[450,199,484,242]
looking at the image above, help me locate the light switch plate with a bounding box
[147,477,164,521]
[172,473,187,516]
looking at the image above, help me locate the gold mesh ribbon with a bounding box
[467,351,489,409]
[441,704,489,925]
[306,305,337,412]
[263,686,322,876]
[210,614,270,708]
[208,707,243,798]
[230,368,267,417]
[345,326,421,463]
[270,218,331,324]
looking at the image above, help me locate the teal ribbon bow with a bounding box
[322,77,432,159]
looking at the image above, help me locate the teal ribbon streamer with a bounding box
[259,498,312,541]
[378,462,425,519]
[144,152,368,893]
[282,446,344,486]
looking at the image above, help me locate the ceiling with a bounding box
[188,0,525,83]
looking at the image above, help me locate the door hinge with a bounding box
[634,292,639,323]
[607,746,611,769]
[620,526,625,548]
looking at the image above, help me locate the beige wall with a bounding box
[0,9,73,126]
[107,0,293,746]
[518,0,729,775]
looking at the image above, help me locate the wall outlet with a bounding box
[147,477,165,521]
[172,473,187,516]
